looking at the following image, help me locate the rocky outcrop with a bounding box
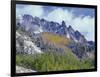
[16,31,42,54]
[16,66,36,73]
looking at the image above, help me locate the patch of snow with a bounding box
[67,33,70,38]
[73,38,78,43]
[34,26,43,34]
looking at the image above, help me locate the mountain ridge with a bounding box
[16,14,95,59]
[17,14,93,44]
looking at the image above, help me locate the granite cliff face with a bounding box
[16,30,42,54]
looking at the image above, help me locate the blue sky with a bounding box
[16,4,95,41]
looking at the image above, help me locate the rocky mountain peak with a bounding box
[17,14,88,43]
[22,14,33,21]
[62,21,66,26]
[68,25,72,29]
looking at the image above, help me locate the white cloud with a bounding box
[44,8,95,41]
[71,16,95,41]
[16,5,44,18]
[44,8,74,25]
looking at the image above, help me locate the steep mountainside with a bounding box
[16,14,89,44]
[16,14,95,59]
[16,14,95,72]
